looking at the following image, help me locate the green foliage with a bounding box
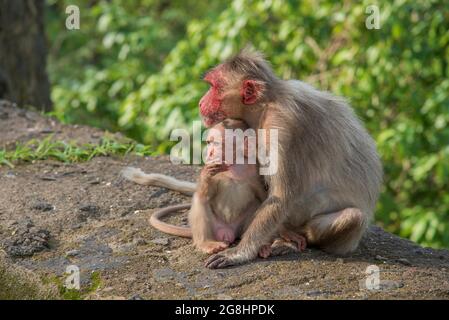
[46,0,225,143]
[46,1,449,247]
[0,136,154,167]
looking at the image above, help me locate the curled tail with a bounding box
[121,167,197,196]
[149,204,192,238]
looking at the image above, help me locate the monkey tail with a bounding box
[121,167,197,196]
[149,203,192,238]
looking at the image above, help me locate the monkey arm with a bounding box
[239,195,285,243]
[196,164,226,198]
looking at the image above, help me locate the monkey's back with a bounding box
[271,80,383,218]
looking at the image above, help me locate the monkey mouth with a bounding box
[202,113,226,128]
[203,117,216,127]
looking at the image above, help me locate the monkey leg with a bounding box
[189,193,223,253]
[303,208,366,255]
[205,196,284,269]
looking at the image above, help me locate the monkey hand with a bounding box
[204,245,256,269]
[198,163,229,197]
[201,163,229,178]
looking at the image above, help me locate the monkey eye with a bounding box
[206,140,221,147]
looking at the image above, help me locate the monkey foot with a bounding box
[280,229,307,251]
[270,238,300,256]
[205,254,234,269]
[258,244,272,259]
[258,232,307,259]
[199,241,229,254]
[204,247,247,269]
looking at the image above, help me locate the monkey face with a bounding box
[199,67,266,128]
[205,128,224,164]
[199,69,227,127]
[200,68,248,127]
[205,124,251,165]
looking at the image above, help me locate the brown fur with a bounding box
[202,48,383,268]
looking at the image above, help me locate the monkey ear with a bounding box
[242,80,264,105]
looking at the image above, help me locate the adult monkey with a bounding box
[200,49,383,269]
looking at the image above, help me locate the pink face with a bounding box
[205,126,249,165]
[199,67,263,127]
[199,69,227,127]
[205,128,225,164]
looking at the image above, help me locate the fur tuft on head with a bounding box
[224,45,278,85]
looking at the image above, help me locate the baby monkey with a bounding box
[123,119,305,256]
[190,119,267,254]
